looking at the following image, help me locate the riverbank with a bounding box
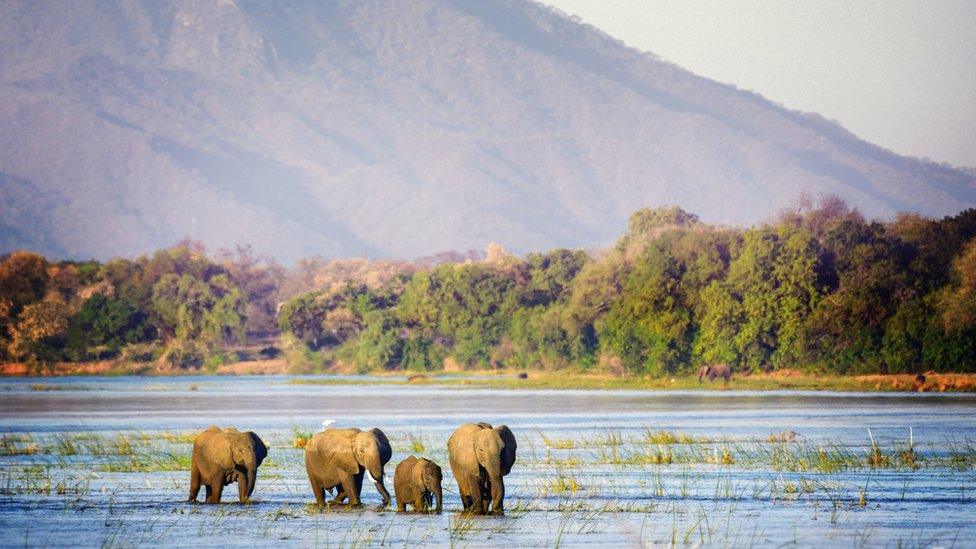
[2,360,975,392]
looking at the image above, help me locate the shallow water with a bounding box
[1,376,974,547]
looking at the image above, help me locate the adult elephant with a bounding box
[305,427,392,507]
[698,363,733,383]
[447,422,517,515]
[188,426,268,504]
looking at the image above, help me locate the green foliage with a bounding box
[4,201,976,376]
[396,263,519,367]
[600,228,733,375]
[63,295,149,360]
[151,272,246,348]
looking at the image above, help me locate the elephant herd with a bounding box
[187,422,517,515]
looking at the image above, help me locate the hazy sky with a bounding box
[544,0,976,168]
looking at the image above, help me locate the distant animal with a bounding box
[394,456,443,513]
[517,372,528,379]
[305,427,392,507]
[447,422,517,515]
[914,373,927,392]
[698,363,733,383]
[188,426,268,504]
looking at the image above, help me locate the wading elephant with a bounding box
[188,426,268,503]
[698,363,733,383]
[394,456,443,513]
[304,427,392,507]
[447,422,517,515]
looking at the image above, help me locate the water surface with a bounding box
[1,376,973,547]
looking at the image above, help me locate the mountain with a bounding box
[1,0,974,263]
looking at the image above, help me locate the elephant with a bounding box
[447,422,517,515]
[304,427,392,507]
[393,456,443,513]
[188,426,267,504]
[698,363,733,383]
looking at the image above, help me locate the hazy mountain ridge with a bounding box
[1,0,973,263]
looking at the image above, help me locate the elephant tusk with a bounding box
[366,470,376,482]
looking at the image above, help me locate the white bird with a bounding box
[321,419,335,431]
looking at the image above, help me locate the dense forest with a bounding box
[2,197,975,376]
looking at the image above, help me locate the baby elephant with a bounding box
[188,426,268,503]
[698,363,732,383]
[394,456,443,513]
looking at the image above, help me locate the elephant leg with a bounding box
[338,471,360,506]
[330,490,346,504]
[207,475,224,503]
[417,492,430,511]
[468,475,485,515]
[457,477,474,511]
[237,472,248,503]
[309,478,326,506]
[188,464,201,502]
[489,478,505,516]
[354,472,364,502]
[372,478,390,507]
[394,484,406,512]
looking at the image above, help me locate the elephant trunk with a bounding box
[245,454,257,498]
[366,456,390,506]
[432,483,443,513]
[485,454,505,515]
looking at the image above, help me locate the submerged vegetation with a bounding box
[1,423,974,545]
[3,197,975,378]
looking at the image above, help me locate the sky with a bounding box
[544,0,976,168]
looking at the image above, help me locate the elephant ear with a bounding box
[368,428,392,465]
[425,462,442,486]
[495,425,517,475]
[248,432,268,466]
[411,458,426,487]
[323,432,360,475]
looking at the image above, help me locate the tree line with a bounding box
[2,197,975,375]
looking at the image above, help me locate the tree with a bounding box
[7,294,71,365]
[63,294,149,360]
[940,237,976,333]
[698,225,825,371]
[150,272,246,367]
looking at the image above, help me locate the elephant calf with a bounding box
[305,427,392,507]
[698,363,733,383]
[188,426,268,504]
[394,456,443,513]
[447,422,517,515]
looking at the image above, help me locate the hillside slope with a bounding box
[1,0,973,262]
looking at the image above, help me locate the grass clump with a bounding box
[99,452,192,472]
[645,430,680,445]
[541,474,582,494]
[540,432,577,450]
[767,430,798,443]
[0,434,38,456]
[865,430,892,468]
[292,427,314,449]
[159,431,197,444]
[408,434,426,454]
[644,430,703,445]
